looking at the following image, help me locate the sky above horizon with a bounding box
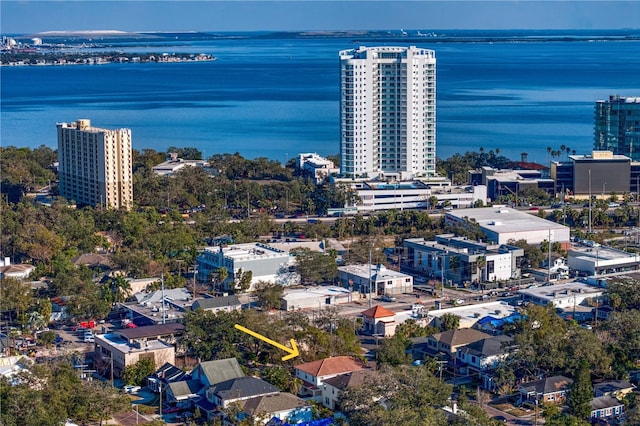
[2,0,639,34]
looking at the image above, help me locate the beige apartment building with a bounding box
[57,119,133,209]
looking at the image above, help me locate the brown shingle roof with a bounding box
[322,370,377,391]
[294,356,367,378]
[431,328,491,347]
[362,305,395,319]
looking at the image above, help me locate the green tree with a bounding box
[440,313,460,331]
[567,358,592,419]
[377,334,412,366]
[291,247,338,285]
[0,277,33,322]
[339,364,453,426]
[252,281,284,310]
[120,358,156,386]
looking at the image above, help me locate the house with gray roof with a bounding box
[321,370,378,410]
[239,392,312,424]
[590,395,625,422]
[205,376,279,408]
[191,358,245,388]
[164,358,246,407]
[165,380,202,407]
[425,328,492,358]
[455,335,515,391]
[518,375,573,404]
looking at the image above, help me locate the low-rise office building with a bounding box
[568,244,640,276]
[403,234,524,287]
[445,207,570,246]
[197,243,295,291]
[517,282,604,309]
[152,153,211,177]
[296,153,339,184]
[94,324,181,377]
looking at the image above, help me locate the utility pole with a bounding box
[548,229,552,283]
[110,352,114,387]
[589,169,591,238]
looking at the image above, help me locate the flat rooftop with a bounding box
[517,282,603,300]
[426,301,516,323]
[338,264,411,280]
[447,207,569,235]
[201,243,288,261]
[95,333,173,353]
[283,286,352,302]
[570,244,638,261]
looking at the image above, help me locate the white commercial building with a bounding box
[296,153,339,184]
[338,181,487,213]
[280,286,353,311]
[197,243,296,290]
[568,244,640,276]
[517,282,604,309]
[339,46,436,178]
[57,119,133,210]
[337,263,413,296]
[425,301,517,330]
[445,207,570,246]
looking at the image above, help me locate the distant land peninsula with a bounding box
[1,51,216,67]
[3,28,639,66]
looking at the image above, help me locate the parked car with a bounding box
[163,406,181,414]
[123,385,141,394]
[380,294,397,302]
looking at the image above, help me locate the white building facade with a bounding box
[57,119,133,209]
[339,46,436,178]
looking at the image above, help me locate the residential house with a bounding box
[593,380,636,399]
[164,358,245,407]
[518,376,573,404]
[361,305,396,337]
[425,328,491,358]
[165,380,202,408]
[321,370,377,411]
[147,362,189,393]
[238,393,312,425]
[191,295,242,313]
[0,257,35,280]
[192,371,311,424]
[204,376,280,409]
[455,335,515,390]
[294,356,369,401]
[590,395,625,422]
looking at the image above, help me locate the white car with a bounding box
[123,385,141,394]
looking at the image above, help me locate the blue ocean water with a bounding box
[2,34,640,164]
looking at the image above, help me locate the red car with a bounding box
[162,406,181,414]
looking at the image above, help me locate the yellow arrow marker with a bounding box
[234,324,300,361]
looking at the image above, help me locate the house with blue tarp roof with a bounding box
[477,312,523,335]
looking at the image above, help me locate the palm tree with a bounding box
[110,276,132,304]
[475,256,487,294]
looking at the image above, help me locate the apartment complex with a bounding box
[339,46,436,178]
[595,95,640,161]
[57,119,133,209]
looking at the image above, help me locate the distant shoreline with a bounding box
[0,51,216,67]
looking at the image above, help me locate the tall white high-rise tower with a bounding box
[57,119,133,210]
[339,46,436,178]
